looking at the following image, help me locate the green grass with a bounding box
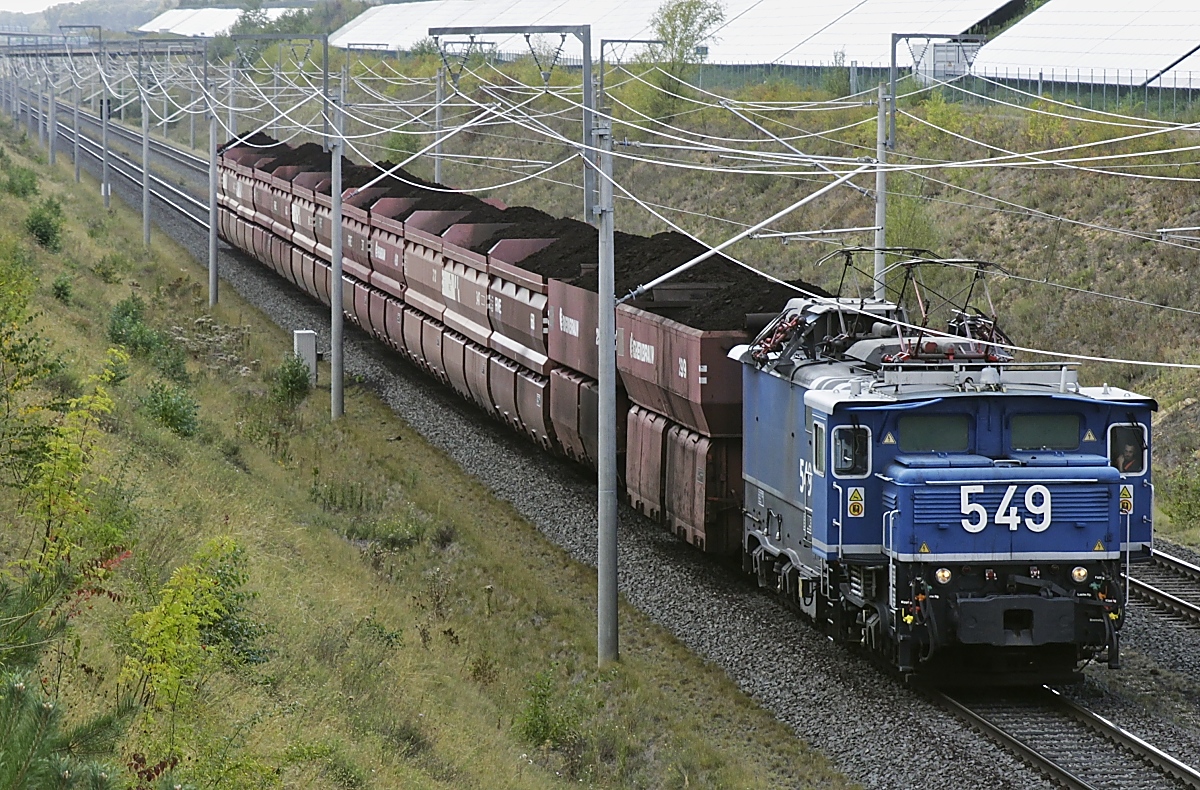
[0,116,854,787]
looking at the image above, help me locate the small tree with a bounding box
[645,0,725,120]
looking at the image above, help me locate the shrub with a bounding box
[92,253,131,284]
[107,295,188,382]
[141,380,199,437]
[25,198,65,252]
[515,670,581,748]
[51,273,73,303]
[270,353,312,409]
[4,165,39,197]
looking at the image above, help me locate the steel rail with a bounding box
[1047,687,1200,789]
[17,84,210,176]
[1127,549,1200,625]
[931,688,1098,789]
[55,119,210,227]
[930,685,1200,790]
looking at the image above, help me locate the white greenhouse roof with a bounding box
[972,0,1200,87]
[138,8,301,39]
[330,0,1010,66]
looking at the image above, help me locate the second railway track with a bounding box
[1128,550,1200,625]
[934,685,1200,790]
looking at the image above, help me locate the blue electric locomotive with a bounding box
[733,295,1154,683]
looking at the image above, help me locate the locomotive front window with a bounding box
[1109,424,1146,474]
[833,426,870,477]
[1012,414,1080,451]
[812,422,826,475]
[898,414,969,452]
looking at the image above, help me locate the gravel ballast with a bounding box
[74,129,1200,789]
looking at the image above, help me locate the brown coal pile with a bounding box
[670,277,829,331]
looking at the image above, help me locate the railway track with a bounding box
[13,92,212,225]
[1128,549,1200,625]
[934,686,1200,790]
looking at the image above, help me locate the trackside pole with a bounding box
[101,78,110,209]
[434,67,444,184]
[330,98,344,419]
[142,85,150,246]
[48,79,56,166]
[874,84,887,301]
[209,113,218,307]
[73,82,80,182]
[596,114,618,666]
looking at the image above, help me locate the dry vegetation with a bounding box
[0,119,855,786]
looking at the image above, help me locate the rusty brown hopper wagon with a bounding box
[215,137,824,555]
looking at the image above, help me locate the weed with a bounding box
[376,718,430,758]
[4,164,38,197]
[140,380,199,437]
[26,197,65,252]
[269,353,311,408]
[107,295,189,382]
[516,670,582,749]
[432,523,457,550]
[92,253,131,284]
[309,473,385,514]
[51,273,73,303]
[469,653,499,686]
[85,215,110,239]
[284,742,366,789]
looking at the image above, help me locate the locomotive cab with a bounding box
[733,295,1155,685]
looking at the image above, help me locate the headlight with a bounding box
[934,567,953,585]
[1071,566,1089,583]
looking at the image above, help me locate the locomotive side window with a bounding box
[1109,424,1146,474]
[898,414,969,452]
[813,422,826,476]
[1012,414,1080,451]
[833,426,870,477]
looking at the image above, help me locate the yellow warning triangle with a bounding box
[883,432,896,445]
[1120,485,1133,498]
[919,542,930,553]
[849,489,864,502]
[1083,429,1097,442]
[1093,540,1106,551]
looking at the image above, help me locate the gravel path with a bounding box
[78,133,1200,789]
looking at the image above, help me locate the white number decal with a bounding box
[1024,485,1052,532]
[960,485,986,533]
[959,484,1053,533]
[995,485,1020,531]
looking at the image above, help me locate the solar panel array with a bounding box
[138,8,301,39]
[329,0,1009,66]
[971,0,1200,88]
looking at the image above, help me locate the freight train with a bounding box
[215,136,1153,683]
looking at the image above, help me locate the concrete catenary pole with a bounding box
[330,92,345,419]
[227,60,236,138]
[37,73,45,148]
[142,83,151,246]
[73,79,80,182]
[189,81,196,149]
[207,53,219,307]
[434,66,444,184]
[596,112,618,666]
[101,68,110,209]
[873,84,888,301]
[48,76,56,166]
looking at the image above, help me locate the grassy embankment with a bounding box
[0,118,854,786]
